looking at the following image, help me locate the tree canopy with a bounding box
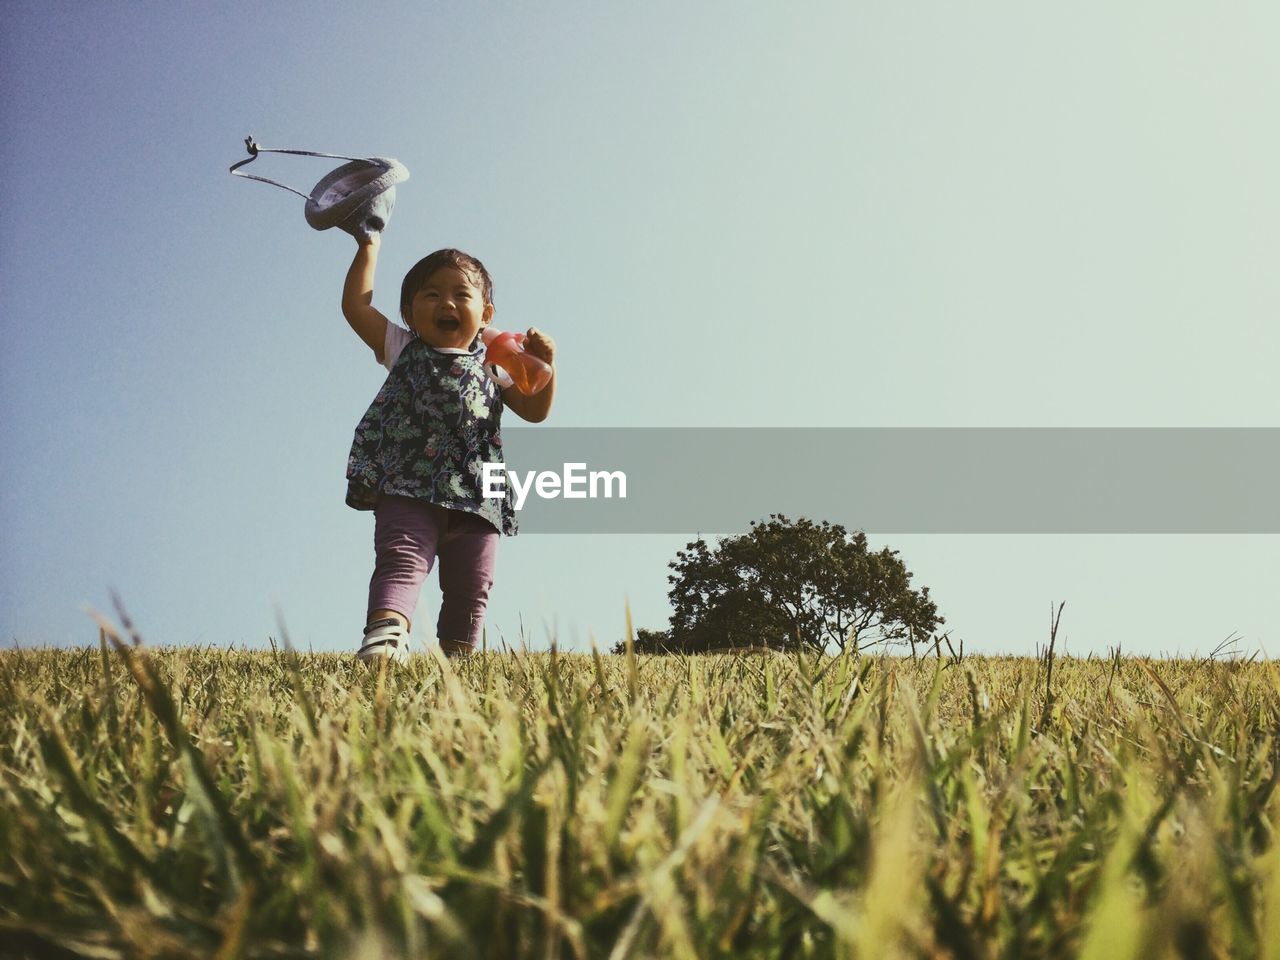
[611,628,676,656]
[661,515,942,654]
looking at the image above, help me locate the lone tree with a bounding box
[610,627,676,655]
[666,515,942,654]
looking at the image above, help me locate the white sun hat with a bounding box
[229,136,410,240]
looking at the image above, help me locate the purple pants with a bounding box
[369,495,499,654]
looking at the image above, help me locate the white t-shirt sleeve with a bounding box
[382,323,413,371]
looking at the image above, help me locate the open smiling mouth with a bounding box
[436,317,460,331]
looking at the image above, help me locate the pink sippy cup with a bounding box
[481,328,553,396]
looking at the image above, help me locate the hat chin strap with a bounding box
[228,135,370,200]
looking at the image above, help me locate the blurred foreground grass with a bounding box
[2,634,1279,959]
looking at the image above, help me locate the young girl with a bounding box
[340,233,556,661]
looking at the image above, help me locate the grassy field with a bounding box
[2,627,1278,959]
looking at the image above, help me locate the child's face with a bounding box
[404,266,494,350]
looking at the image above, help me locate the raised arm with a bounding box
[341,235,391,362]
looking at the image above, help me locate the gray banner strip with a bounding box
[494,428,1280,534]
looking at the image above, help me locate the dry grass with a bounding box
[1,628,1278,958]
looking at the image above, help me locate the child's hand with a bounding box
[524,327,556,365]
[503,327,557,420]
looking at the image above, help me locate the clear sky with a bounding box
[2,1,1277,657]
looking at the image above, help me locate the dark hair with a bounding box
[399,248,494,320]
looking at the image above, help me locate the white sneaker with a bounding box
[358,617,411,663]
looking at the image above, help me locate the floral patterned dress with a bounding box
[345,335,517,535]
